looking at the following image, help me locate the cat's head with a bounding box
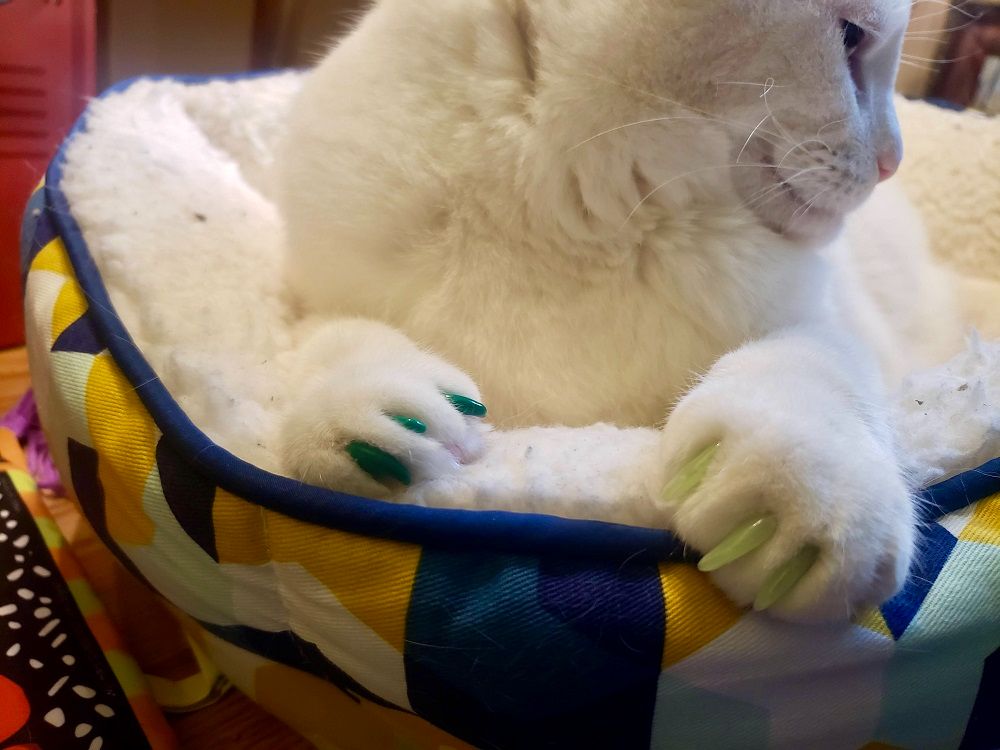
[529,0,909,244]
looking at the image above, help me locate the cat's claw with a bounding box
[445,394,488,418]
[661,442,720,505]
[661,449,815,611]
[754,545,821,612]
[391,415,428,434]
[347,396,488,487]
[696,515,778,573]
[347,441,413,486]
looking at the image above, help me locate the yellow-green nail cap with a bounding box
[753,544,821,612]
[698,515,778,573]
[661,442,720,505]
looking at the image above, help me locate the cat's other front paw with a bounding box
[651,376,916,623]
[280,345,489,498]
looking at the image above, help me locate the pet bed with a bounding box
[19,73,1000,750]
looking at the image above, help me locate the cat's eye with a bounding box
[841,20,865,53]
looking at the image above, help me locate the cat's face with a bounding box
[542,0,909,243]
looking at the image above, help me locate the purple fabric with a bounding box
[1,389,64,494]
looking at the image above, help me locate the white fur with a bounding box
[56,20,999,625]
[276,0,961,620]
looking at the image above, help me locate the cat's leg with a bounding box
[651,325,915,622]
[405,424,664,524]
[279,319,490,498]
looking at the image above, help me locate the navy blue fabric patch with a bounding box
[960,647,999,750]
[66,438,152,589]
[918,458,1000,523]
[881,522,957,640]
[156,437,218,562]
[52,311,105,355]
[200,622,402,711]
[537,557,664,661]
[20,188,58,281]
[405,550,664,750]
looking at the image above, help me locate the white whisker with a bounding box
[791,186,833,221]
[715,80,791,89]
[901,52,976,64]
[736,115,771,164]
[777,139,831,169]
[745,166,833,210]
[898,59,939,72]
[816,118,848,137]
[621,162,775,228]
[569,115,719,151]
[576,71,793,146]
[761,80,799,149]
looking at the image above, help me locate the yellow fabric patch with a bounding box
[254,660,474,750]
[85,352,158,546]
[50,278,89,343]
[856,608,892,639]
[960,493,1000,547]
[659,562,742,669]
[213,489,270,566]
[857,743,904,750]
[31,237,74,278]
[265,512,421,652]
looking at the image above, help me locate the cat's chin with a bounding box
[752,197,845,247]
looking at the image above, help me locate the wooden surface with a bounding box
[0,346,31,413]
[1,346,312,750]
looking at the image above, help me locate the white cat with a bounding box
[276,0,960,622]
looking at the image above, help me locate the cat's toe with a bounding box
[280,371,489,498]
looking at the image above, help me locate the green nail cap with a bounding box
[753,544,821,612]
[347,442,412,486]
[698,515,778,573]
[661,442,720,505]
[391,415,427,434]
[445,393,488,418]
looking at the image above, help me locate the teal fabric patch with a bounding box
[876,541,1000,749]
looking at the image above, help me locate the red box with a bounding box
[1,0,96,348]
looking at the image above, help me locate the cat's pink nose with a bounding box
[877,152,900,182]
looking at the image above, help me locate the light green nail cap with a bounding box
[754,544,821,611]
[698,515,778,573]
[661,442,720,504]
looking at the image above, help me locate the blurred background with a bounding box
[1,0,999,349]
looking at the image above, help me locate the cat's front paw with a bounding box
[280,349,488,498]
[652,377,916,623]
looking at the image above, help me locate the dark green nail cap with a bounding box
[445,393,487,418]
[391,415,427,434]
[347,442,412,486]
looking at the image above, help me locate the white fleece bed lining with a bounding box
[57,75,999,524]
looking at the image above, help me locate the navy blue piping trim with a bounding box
[39,73,1000,564]
[919,457,1000,521]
